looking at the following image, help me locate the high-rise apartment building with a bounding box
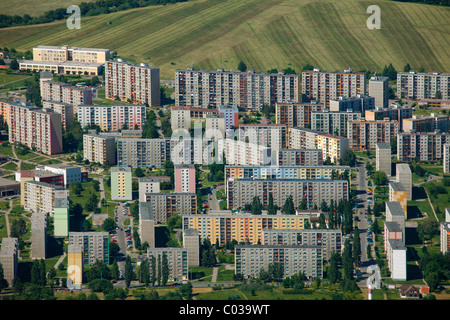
[302,68,366,106]
[397,71,450,100]
[146,248,188,282]
[105,59,160,106]
[139,202,155,248]
[218,105,239,132]
[396,163,412,201]
[175,67,300,109]
[227,178,349,210]
[235,245,323,279]
[171,106,191,132]
[31,213,47,259]
[347,120,399,150]
[8,105,63,155]
[218,138,273,166]
[389,181,407,214]
[364,105,413,130]
[224,165,350,182]
[288,127,349,163]
[40,80,93,108]
[444,143,450,174]
[238,124,288,150]
[369,76,389,108]
[77,104,146,132]
[262,229,342,260]
[42,101,74,130]
[182,210,311,247]
[328,95,375,113]
[183,229,200,267]
[111,166,132,201]
[145,192,197,223]
[205,114,225,137]
[54,190,70,237]
[0,237,18,287]
[275,102,325,128]
[375,143,391,176]
[138,177,161,202]
[402,114,450,133]
[83,131,116,166]
[174,164,196,193]
[117,138,171,168]
[311,110,361,137]
[276,149,323,166]
[68,232,109,265]
[23,180,65,214]
[397,131,450,161]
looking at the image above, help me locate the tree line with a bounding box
[0,0,188,28]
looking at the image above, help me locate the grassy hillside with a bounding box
[0,0,449,79]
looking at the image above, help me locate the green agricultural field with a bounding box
[0,0,449,79]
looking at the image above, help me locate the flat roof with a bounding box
[386,201,405,216]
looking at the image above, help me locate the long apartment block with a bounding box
[397,71,450,100]
[262,228,342,261]
[397,131,450,161]
[402,114,450,133]
[237,124,288,150]
[8,105,63,155]
[175,67,300,109]
[227,178,349,211]
[275,102,325,128]
[235,244,323,279]
[311,110,361,137]
[364,105,413,130]
[347,119,399,150]
[77,104,146,132]
[105,59,160,106]
[301,68,366,106]
[288,127,349,163]
[182,210,312,247]
[145,192,197,223]
[224,165,350,182]
[276,148,323,166]
[328,95,374,113]
[218,138,273,166]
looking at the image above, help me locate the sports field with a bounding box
[0,0,449,79]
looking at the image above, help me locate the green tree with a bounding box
[237,61,247,72]
[125,255,133,288]
[267,192,276,215]
[162,253,169,285]
[140,258,150,287]
[328,252,341,284]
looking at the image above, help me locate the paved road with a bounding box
[355,158,377,287]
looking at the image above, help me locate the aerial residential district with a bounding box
[1,35,450,306]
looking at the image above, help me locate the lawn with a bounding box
[0,0,449,79]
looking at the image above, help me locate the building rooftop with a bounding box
[386,201,405,216]
[376,143,391,149]
[389,181,406,191]
[0,237,18,256]
[396,163,411,173]
[139,202,154,221]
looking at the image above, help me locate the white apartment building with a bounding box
[218,138,273,166]
[369,76,389,108]
[301,68,366,106]
[397,71,450,100]
[175,67,300,110]
[311,110,361,137]
[77,104,146,132]
[83,132,116,166]
[24,180,65,215]
[171,106,191,132]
